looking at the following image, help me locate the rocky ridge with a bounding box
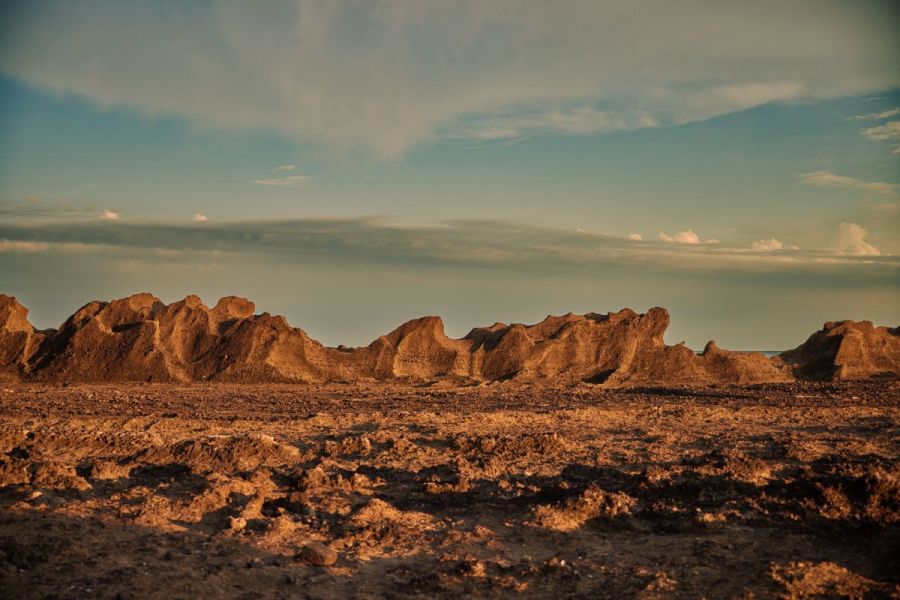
[1,293,897,384]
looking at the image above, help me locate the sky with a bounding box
[1,0,899,351]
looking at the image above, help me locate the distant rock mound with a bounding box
[1,292,895,385]
[777,320,900,380]
[0,295,48,382]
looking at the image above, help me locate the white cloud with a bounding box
[447,106,656,141]
[861,120,900,142]
[446,83,808,142]
[192,213,208,222]
[685,81,806,116]
[0,239,104,254]
[2,1,897,158]
[850,107,900,121]
[101,209,119,220]
[628,233,643,241]
[273,164,297,172]
[752,238,783,251]
[834,222,880,257]
[751,238,799,251]
[659,229,701,244]
[252,175,312,187]
[0,239,51,252]
[797,171,898,197]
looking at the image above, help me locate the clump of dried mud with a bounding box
[0,381,897,599]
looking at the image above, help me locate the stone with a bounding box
[300,542,337,566]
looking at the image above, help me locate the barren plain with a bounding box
[1,381,897,599]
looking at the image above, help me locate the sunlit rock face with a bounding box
[1,293,896,384]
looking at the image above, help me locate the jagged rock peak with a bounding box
[0,294,33,333]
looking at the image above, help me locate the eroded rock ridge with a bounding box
[1,293,896,384]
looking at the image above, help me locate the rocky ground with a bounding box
[0,381,897,599]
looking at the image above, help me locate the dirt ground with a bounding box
[0,381,897,599]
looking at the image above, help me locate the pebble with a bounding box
[300,542,338,566]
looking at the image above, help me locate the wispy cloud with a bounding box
[0,239,51,252]
[628,233,643,241]
[446,106,656,142]
[273,164,297,172]
[459,136,529,150]
[861,120,900,142]
[0,239,103,254]
[834,222,880,257]
[101,209,119,220]
[3,218,888,277]
[675,81,806,120]
[252,175,312,187]
[2,2,896,158]
[444,82,806,142]
[797,171,899,197]
[192,213,208,222]
[0,199,94,222]
[850,107,900,121]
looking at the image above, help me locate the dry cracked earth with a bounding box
[0,381,898,599]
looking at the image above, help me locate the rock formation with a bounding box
[0,292,896,385]
[777,320,900,380]
[0,295,49,382]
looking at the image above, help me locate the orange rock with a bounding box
[2,292,896,384]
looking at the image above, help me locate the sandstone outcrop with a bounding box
[777,320,900,380]
[0,293,895,385]
[0,294,48,382]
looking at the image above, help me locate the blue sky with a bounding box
[1,1,898,349]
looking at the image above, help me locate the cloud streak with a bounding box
[0,199,95,222]
[0,239,105,254]
[0,218,894,278]
[444,105,657,142]
[850,106,900,120]
[0,239,51,252]
[861,120,900,142]
[797,171,899,197]
[1,1,897,158]
[252,175,312,187]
